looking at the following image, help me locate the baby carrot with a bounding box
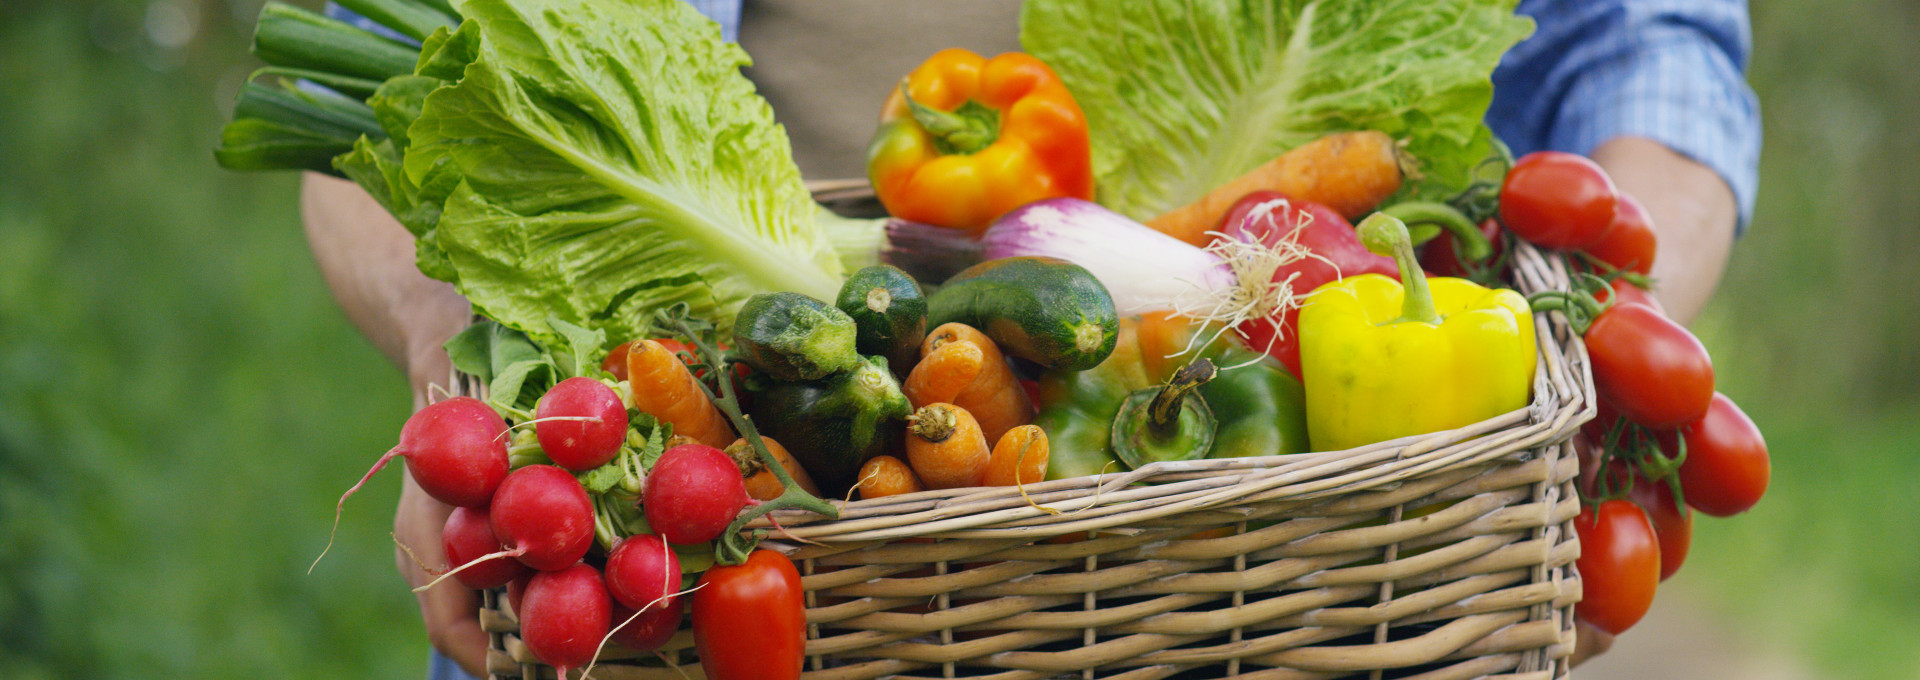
[627,339,735,447]
[904,323,1034,443]
[1146,130,1405,247]
[729,436,821,501]
[855,455,924,500]
[981,425,1050,488]
[905,403,992,490]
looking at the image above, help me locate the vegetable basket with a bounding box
[473,191,1595,680]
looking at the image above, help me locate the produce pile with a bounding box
[217,0,1770,675]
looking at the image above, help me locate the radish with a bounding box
[489,464,596,571]
[506,573,531,618]
[610,599,683,652]
[520,563,611,674]
[314,396,509,571]
[535,377,629,471]
[440,506,529,590]
[643,444,751,545]
[605,533,681,611]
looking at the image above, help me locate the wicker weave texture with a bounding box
[477,242,1594,680]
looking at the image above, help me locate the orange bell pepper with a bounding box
[866,48,1094,235]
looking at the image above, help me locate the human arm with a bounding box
[300,171,490,677]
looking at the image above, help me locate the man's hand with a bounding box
[1590,136,1740,324]
[302,172,489,676]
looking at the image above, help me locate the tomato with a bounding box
[1573,499,1660,635]
[1592,279,1665,317]
[1584,194,1658,275]
[1499,151,1619,250]
[602,341,636,381]
[1586,303,1714,428]
[1627,478,1692,581]
[693,550,806,680]
[1420,218,1505,279]
[1676,393,1770,517]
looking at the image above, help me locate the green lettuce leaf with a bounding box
[401,0,844,346]
[1021,0,1532,219]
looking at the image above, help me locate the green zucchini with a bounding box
[836,265,928,376]
[731,292,860,381]
[927,257,1118,371]
[747,357,911,495]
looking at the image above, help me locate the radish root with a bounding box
[409,547,526,593]
[582,582,708,680]
[1170,197,1336,369]
[311,445,404,574]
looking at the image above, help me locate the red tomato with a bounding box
[1584,194,1658,275]
[1500,151,1620,250]
[1676,393,1770,517]
[1592,279,1666,317]
[693,550,806,680]
[602,341,636,381]
[1586,303,1715,428]
[1419,219,1505,279]
[1627,478,1692,581]
[1573,499,1661,635]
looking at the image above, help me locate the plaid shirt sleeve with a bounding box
[1488,0,1762,233]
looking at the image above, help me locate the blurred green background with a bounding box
[1,0,1915,678]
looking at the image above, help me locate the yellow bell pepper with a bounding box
[1299,213,1536,452]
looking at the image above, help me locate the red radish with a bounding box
[605,534,682,611]
[441,506,529,590]
[643,444,751,545]
[610,599,683,652]
[535,377,629,471]
[490,465,596,571]
[506,573,531,617]
[314,396,509,571]
[520,563,611,674]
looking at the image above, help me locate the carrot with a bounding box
[905,403,992,490]
[903,323,1034,443]
[981,425,1050,487]
[1146,130,1405,247]
[728,437,821,501]
[627,339,734,447]
[855,455,924,500]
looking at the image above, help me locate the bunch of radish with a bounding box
[321,358,772,676]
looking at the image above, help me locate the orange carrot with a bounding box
[905,403,992,490]
[981,425,1050,488]
[627,339,734,447]
[729,437,821,501]
[1146,130,1405,247]
[903,323,1034,443]
[855,455,924,500]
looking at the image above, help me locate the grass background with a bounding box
[1,0,1916,677]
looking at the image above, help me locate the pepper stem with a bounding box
[899,80,999,155]
[1358,213,1443,325]
[1149,359,1217,430]
[1383,201,1492,263]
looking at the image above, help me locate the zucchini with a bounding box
[836,265,927,376]
[731,292,860,381]
[748,357,911,495]
[927,257,1118,371]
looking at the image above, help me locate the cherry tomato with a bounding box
[602,341,636,381]
[693,550,806,680]
[1676,393,1770,517]
[1627,478,1692,581]
[1499,151,1619,250]
[1573,499,1660,635]
[1586,303,1714,428]
[1584,194,1658,275]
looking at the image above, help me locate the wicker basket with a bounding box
[473,194,1595,680]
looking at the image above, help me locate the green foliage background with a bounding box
[0,0,1914,677]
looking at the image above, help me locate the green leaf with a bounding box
[487,358,550,414]
[1021,0,1532,219]
[443,321,495,380]
[547,317,606,379]
[403,0,845,349]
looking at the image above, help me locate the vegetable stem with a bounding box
[900,81,999,155]
[252,2,420,83]
[1384,201,1491,262]
[1148,359,1216,430]
[330,0,457,42]
[1358,213,1442,325]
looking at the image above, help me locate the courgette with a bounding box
[747,357,911,495]
[836,265,927,376]
[731,292,860,381]
[927,257,1118,371]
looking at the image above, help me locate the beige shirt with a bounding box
[738,0,1024,180]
